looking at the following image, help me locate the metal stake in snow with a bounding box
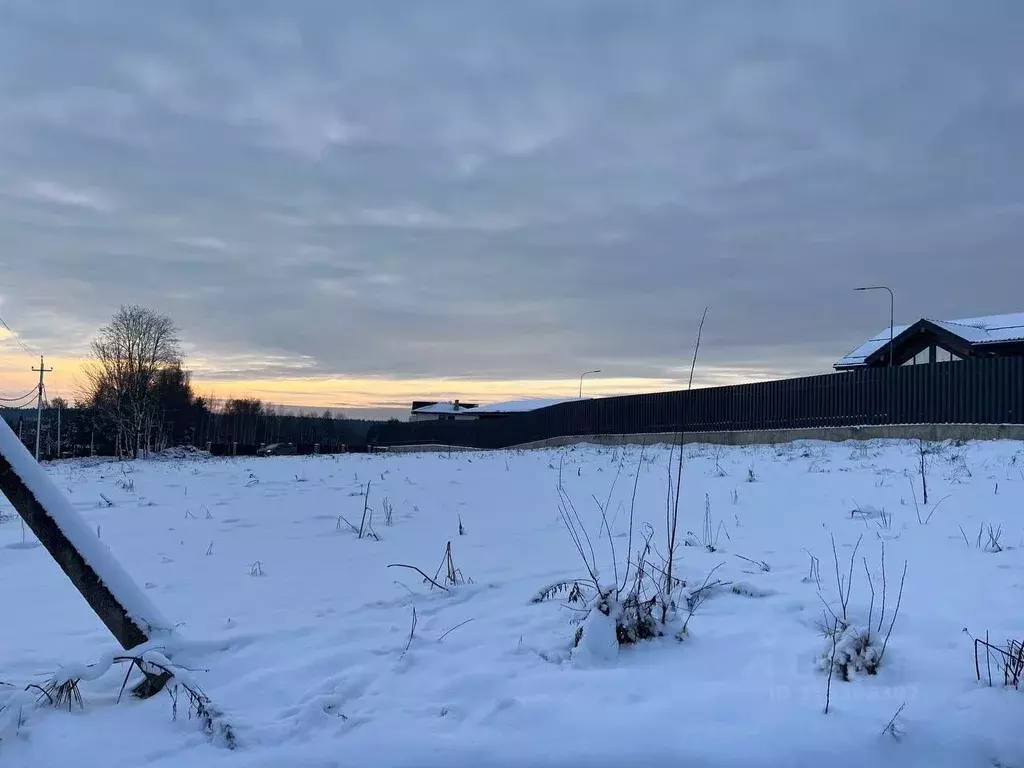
[0,416,172,652]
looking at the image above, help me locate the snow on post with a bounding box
[0,417,172,650]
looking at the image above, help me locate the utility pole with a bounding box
[57,401,62,459]
[32,356,52,460]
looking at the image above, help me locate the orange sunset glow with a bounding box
[2,332,800,415]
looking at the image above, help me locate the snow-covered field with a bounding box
[3,440,1024,767]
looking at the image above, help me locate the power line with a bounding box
[0,397,36,409]
[0,314,36,355]
[0,387,38,404]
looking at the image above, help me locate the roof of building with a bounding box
[468,397,586,414]
[411,401,478,415]
[835,312,1024,368]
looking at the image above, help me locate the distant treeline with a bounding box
[1,402,378,459]
[1,304,384,460]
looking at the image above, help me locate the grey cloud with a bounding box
[2,1,1024,387]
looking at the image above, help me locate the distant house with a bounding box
[409,400,478,422]
[835,312,1024,370]
[409,397,586,421]
[465,397,586,419]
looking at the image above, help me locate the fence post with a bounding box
[0,417,173,658]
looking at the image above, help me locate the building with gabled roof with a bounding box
[408,397,587,421]
[835,312,1024,370]
[409,400,478,422]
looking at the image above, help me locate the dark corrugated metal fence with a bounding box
[369,357,1024,449]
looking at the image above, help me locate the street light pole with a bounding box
[579,369,601,398]
[855,286,895,367]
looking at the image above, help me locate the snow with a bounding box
[469,397,587,414]
[835,324,913,368]
[410,398,586,417]
[836,311,1024,367]
[3,438,1024,766]
[411,402,476,415]
[950,312,1024,343]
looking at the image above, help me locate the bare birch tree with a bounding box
[82,306,181,458]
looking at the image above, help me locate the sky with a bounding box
[2,1,1024,418]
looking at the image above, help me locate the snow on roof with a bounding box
[835,311,1024,368]
[469,397,586,414]
[411,402,478,414]
[834,324,912,368]
[945,312,1024,343]
[930,320,992,343]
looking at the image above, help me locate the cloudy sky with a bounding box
[2,1,1024,416]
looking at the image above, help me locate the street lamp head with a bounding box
[579,369,601,398]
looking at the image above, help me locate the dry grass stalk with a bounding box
[43,678,82,711]
[437,618,475,643]
[386,563,450,592]
[404,607,417,653]
[971,634,1024,688]
[435,540,469,586]
[881,702,907,739]
[824,617,840,714]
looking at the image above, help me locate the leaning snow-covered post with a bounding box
[0,417,173,691]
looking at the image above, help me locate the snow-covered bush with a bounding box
[615,592,659,645]
[542,453,681,654]
[570,586,660,661]
[817,536,907,700]
[818,623,881,680]
[0,647,234,748]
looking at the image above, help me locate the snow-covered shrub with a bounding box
[1,647,233,748]
[573,589,620,662]
[816,536,907,690]
[818,623,882,680]
[571,587,660,660]
[532,579,589,605]
[154,445,211,462]
[546,449,691,654]
[614,592,659,646]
